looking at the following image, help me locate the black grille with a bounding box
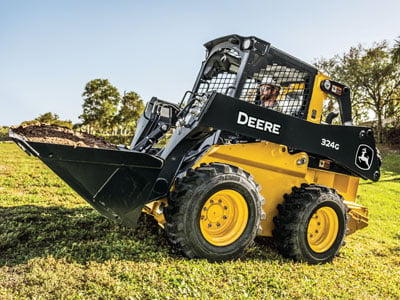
[198,72,237,96]
[240,64,312,118]
[197,48,241,96]
[194,42,316,120]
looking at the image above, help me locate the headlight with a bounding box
[323,80,331,91]
[242,39,253,50]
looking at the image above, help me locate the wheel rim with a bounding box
[307,206,339,253]
[199,189,249,246]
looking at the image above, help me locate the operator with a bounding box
[259,77,281,109]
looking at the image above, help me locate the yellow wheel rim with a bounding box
[199,189,248,246]
[307,206,339,253]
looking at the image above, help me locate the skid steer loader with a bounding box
[10,35,380,264]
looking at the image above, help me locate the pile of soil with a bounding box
[11,123,118,149]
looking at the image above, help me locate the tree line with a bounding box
[79,79,144,135]
[21,79,145,137]
[315,37,400,143]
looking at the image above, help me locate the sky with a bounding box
[1,0,399,126]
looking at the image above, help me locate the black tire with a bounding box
[273,184,348,264]
[164,163,264,261]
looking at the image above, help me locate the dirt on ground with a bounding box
[11,123,118,149]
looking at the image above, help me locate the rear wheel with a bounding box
[164,163,264,261]
[273,184,348,264]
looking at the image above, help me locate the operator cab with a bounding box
[188,35,318,120]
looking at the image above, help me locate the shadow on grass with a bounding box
[0,205,174,267]
[0,205,280,266]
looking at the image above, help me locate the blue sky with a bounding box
[1,0,399,126]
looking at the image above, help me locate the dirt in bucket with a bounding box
[11,123,118,149]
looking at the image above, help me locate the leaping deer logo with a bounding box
[355,145,374,170]
[358,148,371,169]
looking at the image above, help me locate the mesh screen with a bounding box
[197,48,241,96]
[195,46,313,119]
[240,64,312,118]
[198,72,237,96]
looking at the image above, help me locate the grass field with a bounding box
[0,142,399,299]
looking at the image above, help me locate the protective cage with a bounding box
[194,36,317,119]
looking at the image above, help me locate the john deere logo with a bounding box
[237,111,281,135]
[355,144,374,170]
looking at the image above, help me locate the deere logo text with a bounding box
[237,111,281,135]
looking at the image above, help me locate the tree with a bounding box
[392,36,400,63]
[315,40,400,143]
[21,112,73,128]
[116,91,145,134]
[79,79,120,133]
[35,112,59,123]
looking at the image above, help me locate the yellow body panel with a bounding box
[191,142,364,237]
[307,73,330,123]
[305,169,359,202]
[193,142,309,236]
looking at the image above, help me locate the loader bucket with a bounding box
[10,131,164,228]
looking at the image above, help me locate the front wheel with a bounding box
[273,184,348,264]
[164,163,264,261]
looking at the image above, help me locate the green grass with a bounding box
[1,142,399,299]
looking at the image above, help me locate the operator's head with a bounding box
[259,77,280,107]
